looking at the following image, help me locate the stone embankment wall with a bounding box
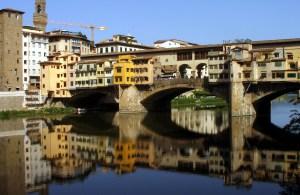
[0,91,24,111]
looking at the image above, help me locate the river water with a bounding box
[0,95,300,195]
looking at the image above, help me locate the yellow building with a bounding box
[114,141,136,174]
[113,55,154,85]
[40,52,79,98]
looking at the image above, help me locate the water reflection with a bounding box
[0,108,299,195]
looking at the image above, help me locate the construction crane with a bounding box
[48,20,107,44]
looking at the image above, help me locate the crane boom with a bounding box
[48,20,107,43]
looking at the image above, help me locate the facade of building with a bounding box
[113,55,154,85]
[95,34,153,54]
[154,39,198,48]
[0,9,24,91]
[22,26,49,90]
[40,52,79,98]
[47,30,91,55]
[208,40,300,83]
[75,60,113,89]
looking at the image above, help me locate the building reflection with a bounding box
[171,108,229,134]
[0,110,299,194]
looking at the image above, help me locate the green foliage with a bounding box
[172,90,227,109]
[0,107,75,120]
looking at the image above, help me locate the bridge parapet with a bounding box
[152,78,203,89]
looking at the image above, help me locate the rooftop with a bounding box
[0,8,24,14]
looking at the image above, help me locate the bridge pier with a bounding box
[119,85,148,113]
[230,82,256,117]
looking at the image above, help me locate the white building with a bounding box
[95,34,153,54]
[154,39,198,48]
[22,26,49,90]
[24,119,52,187]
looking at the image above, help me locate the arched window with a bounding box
[37,5,42,13]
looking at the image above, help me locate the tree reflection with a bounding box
[284,110,300,134]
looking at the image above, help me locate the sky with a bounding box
[1,0,300,45]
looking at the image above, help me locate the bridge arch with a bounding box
[141,85,195,112]
[69,88,118,110]
[250,82,300,117]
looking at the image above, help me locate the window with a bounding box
[116,67,122,73]
[287,73,297,78]
[24,60,27,64]
[243,72,251,78]
[258,62,266,67]
[260,72,267,79]
[42,74,45,78]
[290,63,297,69]
[195,51,208,60]
[24,42,27,47]
[287,53,293,60]
[111,47,114,52]
[272,72,285,79]
[274,52,279,58]
[275,61,282,67]
[177,52,192,61]
[264,54,269,60]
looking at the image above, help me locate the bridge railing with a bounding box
[152,78,202,89]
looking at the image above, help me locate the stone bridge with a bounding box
[231,81,300,117]
[119,78,203,113]
[63,78,300,117]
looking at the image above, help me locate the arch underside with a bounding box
[141,87,195,112]
[253,82,300,109]
[69,90,118,110]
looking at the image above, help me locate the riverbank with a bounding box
[0,107,75,120]
[171,90,227,109]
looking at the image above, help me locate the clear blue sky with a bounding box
[1,0,300,45]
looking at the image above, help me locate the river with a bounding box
[0,94,300,195]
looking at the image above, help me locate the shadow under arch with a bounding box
[69,90,118,110]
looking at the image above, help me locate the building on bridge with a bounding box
[113,55,154,85]
[95,34,154,54]
[40,52,79,98]
[75,59,114,89]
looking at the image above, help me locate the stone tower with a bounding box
[33,0,47,31]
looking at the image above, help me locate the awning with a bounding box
[161,65,177,74]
